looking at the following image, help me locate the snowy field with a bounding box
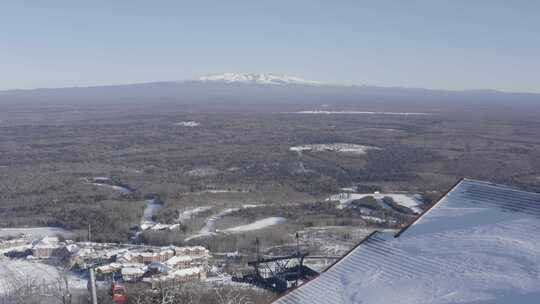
[0,227,73,239]
[290,143,378,155]
[223,217,286,233]
[328,192,424,214]
[0,259,89,294]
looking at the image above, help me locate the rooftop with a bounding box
[274,178,540,304]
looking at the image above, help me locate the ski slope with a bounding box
[224,217,286,233]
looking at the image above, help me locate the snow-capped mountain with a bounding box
[198,73,322,86]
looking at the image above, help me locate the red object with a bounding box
[111,283,127,303]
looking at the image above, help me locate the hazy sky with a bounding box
[1,1,539,92]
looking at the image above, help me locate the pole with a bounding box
[88,224,92,243]
[89,268,98,304]
[255,238,260,262]
[296,232,300,255]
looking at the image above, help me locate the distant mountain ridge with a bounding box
[0,73,538,108]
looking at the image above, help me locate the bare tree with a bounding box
[0,274,71,304]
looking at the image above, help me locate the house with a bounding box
[164,255,192,269]
[121,265,146,282]
[144,267,206,289]
[173,246,209,258]
[31,236,64,259]
[96,262,123,275]
[119,247,176,265]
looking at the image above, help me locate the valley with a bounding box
[1,82,540,303]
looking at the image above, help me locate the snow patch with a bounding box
[0,260,84,294]
[223,217,286,233]
[199,73,321,86]
[184,204,261,241]
[290,143,378,155]
[329,192,424,214]
[0,227,72,239]
[175,121,200,127]
[178,206,212,222]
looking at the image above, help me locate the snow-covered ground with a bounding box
[223,217,286,233]
[290,143,378,155]
[195,189,248,194]
[140,199,163,231]
[88,178,133,195]
[178,206,212,222]
[0,259,83,293]
[184,204,261,241]
[291,110,430,115]
[0,227,72,239]
[0,259,96,297]
[175,121,200,127]
[139,199,183,231]
[360,215,386,223]
[328,192,424,214]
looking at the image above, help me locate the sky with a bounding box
[1,1,539,92]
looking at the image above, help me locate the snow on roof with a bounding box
[148,267,203,282]
[173,246,209,254]
[121,266,146,275]
[32,236,62,248]
[65,244,79,253]
[274,178,540,304]
[171,267,201,277]
[165,255,192,266]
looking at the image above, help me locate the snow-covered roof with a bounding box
[274,178,540,304]
[65,244,79,253]
[32,236,62,249]
[147,267,203,282]
[170,267,202,277]
[173,246,209,255]
[165,255,192,266]
[121,266,146,276]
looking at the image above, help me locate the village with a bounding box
[1,232,211,292]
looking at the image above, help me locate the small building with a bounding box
[164,255,192,269]
[173,246,209,258]
[144,267,206,289]
[121,266,146,282]
[120,248,176,265]
[32,236,64,259]
[96,262,123,275]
